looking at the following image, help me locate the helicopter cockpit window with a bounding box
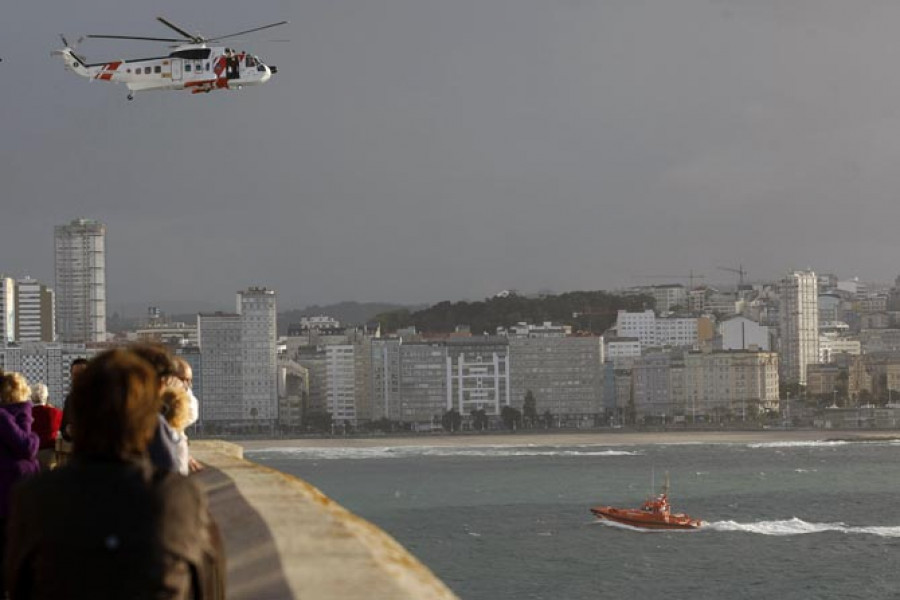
[245,56,257,68]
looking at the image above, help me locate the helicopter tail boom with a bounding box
[52,48,91,78]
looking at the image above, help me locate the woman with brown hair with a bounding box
[4,349,224,599]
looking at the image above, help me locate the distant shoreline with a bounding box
[237,429,900,450]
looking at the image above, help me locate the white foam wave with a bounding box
[746,441,849,449]
[247,445,642,460]
[707,517,900,538]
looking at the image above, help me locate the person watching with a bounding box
[59,358,88,442]
[30,383,62,471]
[0,371,40,595]
[4,349,224,598]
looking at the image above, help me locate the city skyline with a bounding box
[4,2,900,309]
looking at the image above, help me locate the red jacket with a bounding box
[31,405,62,450]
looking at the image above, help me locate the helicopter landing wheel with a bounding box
[127,93,134,101]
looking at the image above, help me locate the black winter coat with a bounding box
[4,456,224,599]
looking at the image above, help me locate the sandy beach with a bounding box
[238,429,900,450]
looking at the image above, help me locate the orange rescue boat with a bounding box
[590,474,702,530]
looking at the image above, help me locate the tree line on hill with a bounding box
[374,290,653,335]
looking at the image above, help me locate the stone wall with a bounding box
[191,441,458,600]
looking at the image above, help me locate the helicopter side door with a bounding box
[171,58,182,81]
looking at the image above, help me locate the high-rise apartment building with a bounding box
[370,339,447,425]
[197,312,243,426]
[196,288,279,431]
[779,270,819,386]
[508,336,603,423]
[0,277,14,345]
[325,344,357,423]
[0,343,94,402]
[238,287,278,424]
[445,337,510,415]
[15,277,55,343]
[55,219,107,343]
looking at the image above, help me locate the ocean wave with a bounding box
[746,441,849,449]
[707,518,900,538]
[247,445,643,460]
[747,439,900,449]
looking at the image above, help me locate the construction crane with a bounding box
[641,270,706,289]
[717,264,748,288]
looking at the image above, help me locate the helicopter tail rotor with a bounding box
[57,34,88,66]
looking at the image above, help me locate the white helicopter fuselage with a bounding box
[54,44,273,95]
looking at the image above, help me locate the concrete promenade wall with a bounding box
[190,440,458,600]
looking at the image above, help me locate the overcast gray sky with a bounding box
[3,0,900,313]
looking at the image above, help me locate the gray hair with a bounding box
[30,383,49,406]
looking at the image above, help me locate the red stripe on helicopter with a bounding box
[95,61,122,80]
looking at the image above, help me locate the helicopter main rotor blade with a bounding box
[86,34,190,42]
[205,21,288,43]
[156,17,201,41]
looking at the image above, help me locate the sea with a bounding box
[247,439,900,599]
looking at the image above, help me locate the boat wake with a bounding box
[590,520,695,533]
[248,445,642,460]
[706,517,900,538]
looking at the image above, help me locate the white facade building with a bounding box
[55,219,106,343]
[603,337,642,366]
[238,288,278,424]
[615,310,657,347]
[15,277,55,343]
[326,344,357,423]
[719,317,770,351]
[818,333,861,363]
[445,338,510,415]
[0,277,14,345]
[615,310,699,349]
[779,270,819,385]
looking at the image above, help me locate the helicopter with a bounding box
[52,17,287,100]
